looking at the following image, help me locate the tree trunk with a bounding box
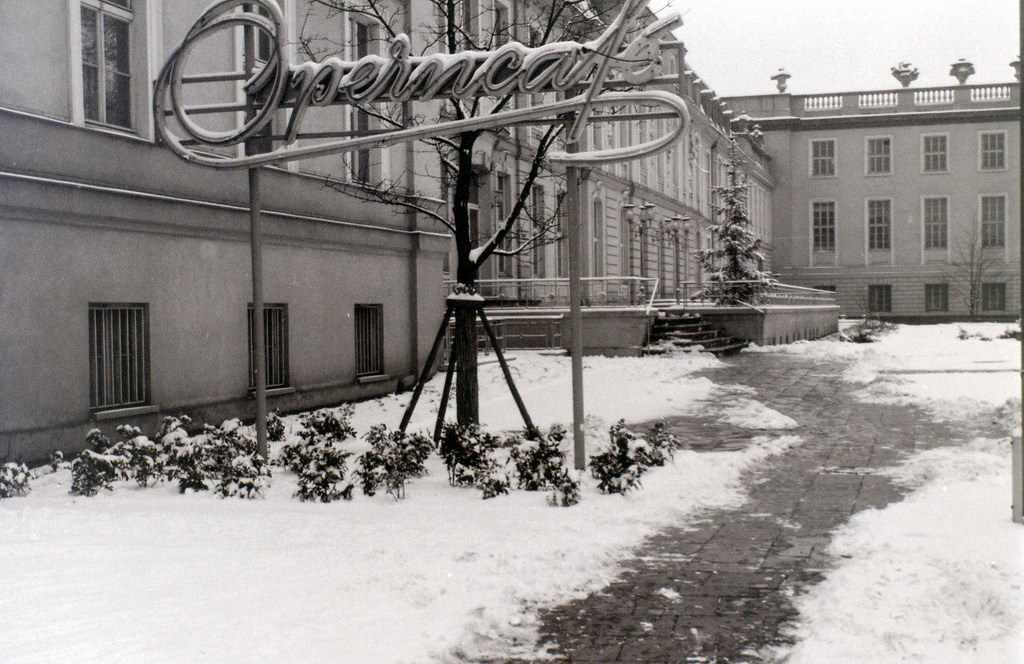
[453,303,479,424]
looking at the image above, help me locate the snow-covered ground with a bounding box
[752,322,1024,663]
[1,323,1021,663]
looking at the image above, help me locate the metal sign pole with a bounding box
[249,165,269,459]
[1015,0,1023,524]
[565,116,586,470]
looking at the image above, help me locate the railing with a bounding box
[663,281,838,307]
[803,95,843,111]
[782,82,1018,117]
[449,276,659,308]
[970,84,1012,102]
[913,88,955,105]
[858,91,898,108]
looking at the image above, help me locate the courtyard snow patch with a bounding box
[0,350,798,664]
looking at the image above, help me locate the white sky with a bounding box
[660,0,1020,96]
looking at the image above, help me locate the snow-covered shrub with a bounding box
[473,457,510,500]
[509,425,570,491]
[0,462,31,498]
[47,450,67,473]
[294,437,354,503]
[589,420,650,494]
[1000,320,1021,340]
[267,410,286,442]
[354,425,432,499]
[109,425,165,487]
[639,423,678,468]
[437,423,503,487]
[278,406,357,469]
[165,436,210,493]
[85,428,113,453]
[70,449,128,496]
[205,420,270,499]
[547,470,581,507]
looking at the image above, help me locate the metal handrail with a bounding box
[645,278,660,314]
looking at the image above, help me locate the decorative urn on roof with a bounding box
[949,58,975,85]
[770,68,791,93]
[1011,57,1021,81]
[890,62,919,87]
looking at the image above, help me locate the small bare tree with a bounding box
[951,223,998,318]
[300,0,615,425]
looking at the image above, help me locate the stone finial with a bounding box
[949,58,975,85]
[770,68,791,93]
[890,62,919,87]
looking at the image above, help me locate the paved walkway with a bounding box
[499,351,1005,664]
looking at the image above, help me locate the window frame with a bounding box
[924,283,949,312]
[810,200,836,252]
[979,130,1007,171]
[867,285,892,313]
[979,194,1007,248]
[354,303,385,378]
[981,282,1006,311]
[921,196,948,250]
[247,303,289,390]
[88,302,150,411]
[865,135,892,175]
[79,0,135,130]
[809,138,837,178]
[866,198,892,251]
[921,133,949,173]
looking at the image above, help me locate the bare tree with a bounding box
[299,0,615,425]
[951,223,998,318]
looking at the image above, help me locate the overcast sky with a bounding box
[660,0,1020,96]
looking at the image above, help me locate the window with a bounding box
[867,199,891,250]
[980,132,1006,170]
[494,173,512,276]
[811,201,835,251]
[981,195,1006,247]
[591,197,604,277]
[924,284,948,312]
[531,186,545,278]
[460,0,480,45]
[248,304,289,389]
[866,137,891,174]
[922,134,948,172]
[982,283,1006,311]
[350,20,375,183]
[81,0,133,128]
[354,304,384,377]
[867,285,891,313]
[89,303,150,410]
[923,197,948,249]
[810,139,836,177]
[492,1,510,45]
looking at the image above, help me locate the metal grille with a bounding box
[354,304,384,377]
[248,304,289,389]
[89,303,149,409]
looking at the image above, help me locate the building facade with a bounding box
[0,0,450,463]
[725,83,1019,319]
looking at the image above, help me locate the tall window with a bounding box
[867,285,891,313]
[494,173,512,275]
[866,137,891,174]
[354,304,384,377]
[492,1,510,45]
[89,303,149,410]
[248,304,289,389]
[531,186,545,278]
[923,197,948,249]
[924,284,948,312]
[982,283,1005,311]
[980,132,1006,170]
[351,20,375,183]
[556,190,567,278]
[811,201,835,251]
[867,199,891,250]
[922,134,948,172]
[81,0,132,128]
[981,195,1006,247]
[810,139,836,177]
[591,198,604,277]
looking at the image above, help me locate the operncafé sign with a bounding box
[154,0,690,169]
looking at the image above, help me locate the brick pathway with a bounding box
[498,351,1005,664]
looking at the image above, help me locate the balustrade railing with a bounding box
[448,276,659,307]
[858,91,898,108]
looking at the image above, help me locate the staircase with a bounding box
[644,311,749,356]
